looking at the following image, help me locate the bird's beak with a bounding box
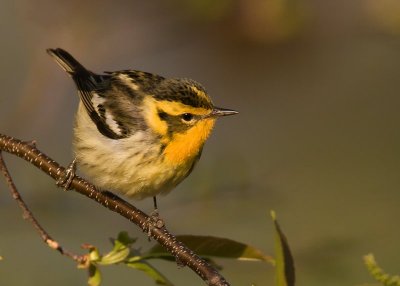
[208,107,238,118]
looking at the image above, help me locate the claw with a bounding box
[147,217,165,239]
[56,158,77,191]
[150,209,165,228]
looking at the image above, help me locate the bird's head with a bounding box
[142,78,237,164]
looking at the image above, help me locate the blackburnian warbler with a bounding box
[47,48,237,208]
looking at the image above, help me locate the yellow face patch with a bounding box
[163,118,216,164]
[143,97,213,137]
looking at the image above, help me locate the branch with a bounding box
[0,133,230,286]
[0,151,85,263]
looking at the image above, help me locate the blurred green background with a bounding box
[1,0,400,285]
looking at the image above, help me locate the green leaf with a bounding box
[88,264,102,286]
[87,246,101,263]
[126,260,174,286]
[364,253,400,286]
[81,232,172,285]
[99,246,130,265]
[271,211,295,286]
[144,235,273,263]
[116,231,138,246]
[97,231,136,265]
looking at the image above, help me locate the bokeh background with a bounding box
[1,0,400,285]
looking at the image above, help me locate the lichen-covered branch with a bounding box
[0,133,230,286]
[0,152,85,263]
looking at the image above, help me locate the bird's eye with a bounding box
[181,113,194,122]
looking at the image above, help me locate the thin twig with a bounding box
[0,133,230,286]
[0,151,85,263]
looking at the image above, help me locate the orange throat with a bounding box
[163,118,216,165]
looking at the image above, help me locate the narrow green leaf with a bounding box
[145,235,273,263]
[364,253,400,286]
[126,260,174,286]
[88,264,102,286]
[271,211,295,286]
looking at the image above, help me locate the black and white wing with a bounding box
[47,48,128,139]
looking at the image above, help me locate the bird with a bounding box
[47,48,237,213]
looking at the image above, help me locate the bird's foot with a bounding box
[56,158,77,191]
[147,208,165,239]
[150,208,165,228]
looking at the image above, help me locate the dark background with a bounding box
[1,1,400,285]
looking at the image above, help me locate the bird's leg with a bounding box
[56,158,77,191]
[151,196,164,227]
[152,196,159,216]
[147,196,165,237]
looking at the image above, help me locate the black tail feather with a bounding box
[46,48,89,75]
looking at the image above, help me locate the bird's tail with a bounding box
[47,48,89,76]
